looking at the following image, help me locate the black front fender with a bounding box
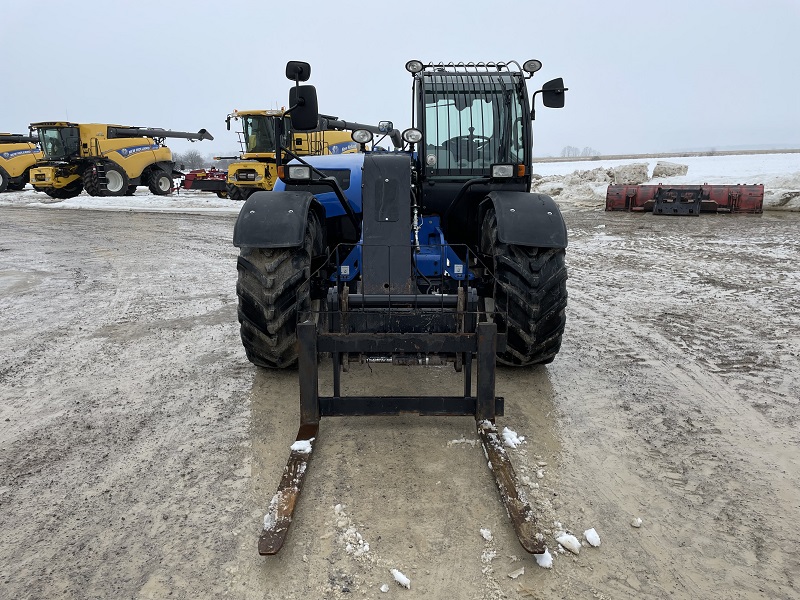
[233,191,324,248]
[484,191,567,248]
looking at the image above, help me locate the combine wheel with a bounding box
[0,167,8,192]
[216,190,228,199]
[83,166,101,196]
[104,163,129,195]
[148,169,173,195]
[42,180,84,199]
[481,207,568,366]
[227,183,253,201]
[236,212,324,368]
[8,180,27,191]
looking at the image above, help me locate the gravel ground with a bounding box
[0,203,798,599]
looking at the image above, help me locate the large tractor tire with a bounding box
[148,169,173,195]
[227,183,254,201]
[236,213,324,368]
[8,178,28,191]
[104,163,129,196]
[481,207,568,366]
[42,180,84,199]
[0,167,9,192]
[83,166,102,196]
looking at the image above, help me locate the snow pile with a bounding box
[555,532,581,555]
[390,568,411,589]
[501,427,525,448]
[610,162,649,184]
[631,517,643,528]
[290,438,313,454]
[584,528,601,547]
[480,528,493,542]
[652,161,689,177]
[534,548,553,569]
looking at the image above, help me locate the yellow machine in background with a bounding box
[28,122,213,199]
[224,110,399,200]
[0,133,42,192]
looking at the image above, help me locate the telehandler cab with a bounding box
[233,60,568,555]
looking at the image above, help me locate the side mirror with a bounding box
[288,85,319,131]
[541,78,567,109]
[379,121,394,133]
[286,61,311,82]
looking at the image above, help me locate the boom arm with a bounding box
[107,127,214,141]
[319,116,402,149]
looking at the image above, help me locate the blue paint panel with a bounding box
[115,144,160,158]
[273,153,365,217]
[0,148,38,160]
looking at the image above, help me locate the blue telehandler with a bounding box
[233,60,568,555]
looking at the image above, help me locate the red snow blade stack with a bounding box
[606,184,764,215]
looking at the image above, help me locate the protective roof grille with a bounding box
[418,61,522,73]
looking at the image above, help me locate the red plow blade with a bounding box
[606,184,764,215]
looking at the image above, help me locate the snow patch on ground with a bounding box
[390,568,411,589]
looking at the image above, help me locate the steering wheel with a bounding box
[442,133,490,163]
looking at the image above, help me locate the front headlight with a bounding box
[287,165,312,180]
[491,164,515,179]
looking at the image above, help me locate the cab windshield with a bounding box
[38,127,80,160]
[422,73,526,176]
[242,116,277,153]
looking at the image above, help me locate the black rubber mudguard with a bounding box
[485,191,567,248]
[233,191,322,248]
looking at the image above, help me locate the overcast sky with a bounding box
[4,0,799,157]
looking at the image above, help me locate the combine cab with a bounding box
[606,183,764,215]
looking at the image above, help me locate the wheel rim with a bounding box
[157,175,171,192]
[106,170,124,193]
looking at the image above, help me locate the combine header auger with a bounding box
[233,60,569,555]
[0,133,41,192]
[28,122,213,199]
[606,183,764,214]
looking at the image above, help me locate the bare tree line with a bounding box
[560,145,601,158]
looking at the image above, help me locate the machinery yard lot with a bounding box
[1,201,798,598]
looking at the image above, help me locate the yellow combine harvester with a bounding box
[224,109,400,200]
[0,133,42,192]
[28,122,213,199]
